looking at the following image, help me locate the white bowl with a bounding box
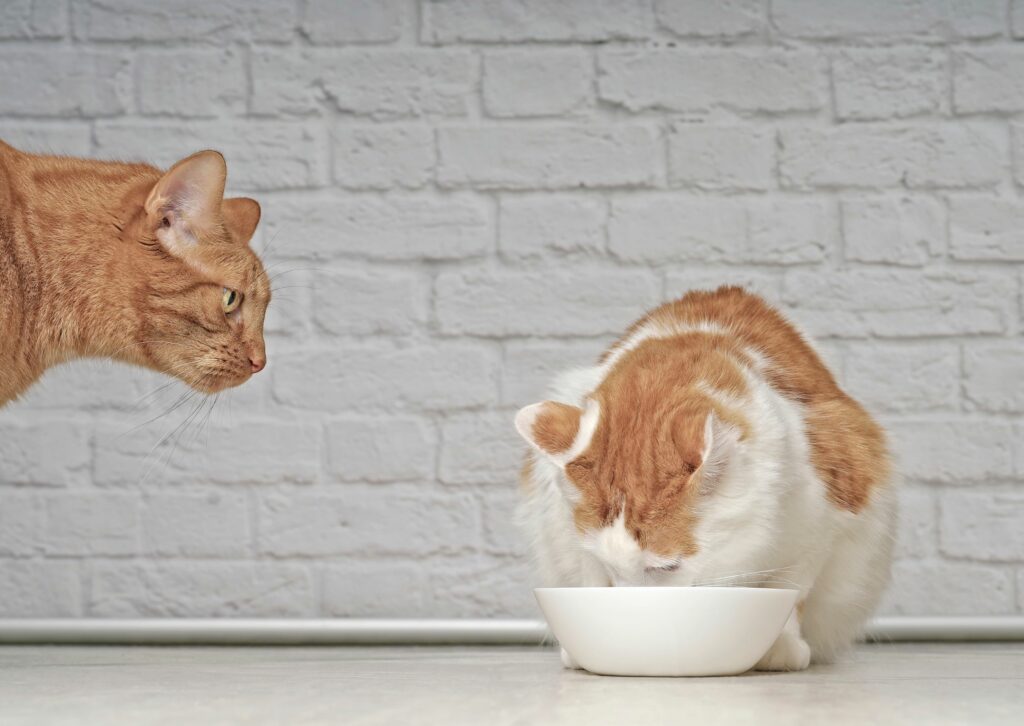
[535,586,798,677]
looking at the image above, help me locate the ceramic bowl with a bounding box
[535,586,798,677]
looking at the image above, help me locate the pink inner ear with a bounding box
[146,150,227,225]
[697,413,739,493]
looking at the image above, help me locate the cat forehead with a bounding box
[581,508,695,565]
[187,246,269,297]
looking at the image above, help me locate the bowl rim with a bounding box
[534,585,798,593]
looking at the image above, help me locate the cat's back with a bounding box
[0,140,16,220]
[598,286,889,512]
[605,286,843,405]
[0,143,156,213]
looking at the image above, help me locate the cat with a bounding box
[0,141,269,408]
[515,286,896,671]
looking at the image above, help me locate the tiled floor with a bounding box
[0,643,1020,725]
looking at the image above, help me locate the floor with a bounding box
[0,643,1020,725]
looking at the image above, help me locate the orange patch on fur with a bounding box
[531,401,581,455]
[565,286,888,561]
[565,328,758,556]
[0,140,269,406]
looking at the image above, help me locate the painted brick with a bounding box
[883,561,1013,616]
[842,196,945,266]
[668,125,775,191]
[0,561,81,617]
[272,344,498,412]
[325,418,436,482]
[599,50,824,113]
[781,270,1014,338]
[428,554,537,617]
[257,488,480,557]
[93,121,327,191]
[322,560,432,616]
[251,49,475,119]
[0,123,91,156]
[655,0,764,38]
[263,194,490,261]
[664,271,783,303]
[834,49,946,120]
[608,196,745,263]
[438,126,660,189]
[439,412,521,486]
[302,0,402,44]
[895,488,937,559]
[93,421,321,486]
[421,0,651,43]
[137,49,245,117]
[6,363,156,412]
[773,0,1003,40]
[89,562,313,617]
[0,495,45,556]
[780,124,1005,190]
[313,269,427,336]
[0,50,130,117]
[501,340,609,406]
[0,422,90,487]
[480,490,529,557]
[948,197,1024,262]
[43,493,141,556]
[954,49,1024,113]
[140,493,249,558]
[845,343,960,413]
[499,195,606,260]
[76,0,296,42]
[483,50,592,117]
[435,268,660,336]
[941,493,1024,561]
[745,199,830,264]
[886,420,1016,484]
[963,343,1024,413]
[332,126,435,190]
[2,0,1024,621]
[0,0,66,39]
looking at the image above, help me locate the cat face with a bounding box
[516,341,744,586]
[122,151,269,393]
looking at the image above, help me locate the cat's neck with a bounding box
[0,145,159,401]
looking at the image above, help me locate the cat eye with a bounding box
[646,562,681,574]
[222,288,242,314]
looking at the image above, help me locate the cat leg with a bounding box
[801,490,897,663]
[755,609,811,671]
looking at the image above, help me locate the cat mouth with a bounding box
[184,367,251,393]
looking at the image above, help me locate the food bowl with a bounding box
[535,586,798,677]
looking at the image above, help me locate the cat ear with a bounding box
[515,399,598,464]
[222,197,261,245]
[145,150,227,254]
[695,413,740,494]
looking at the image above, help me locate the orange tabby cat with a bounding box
[0,141,270,407]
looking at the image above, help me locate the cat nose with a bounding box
[250,355,266,373]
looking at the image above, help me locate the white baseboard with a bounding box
[1,617,1023,645]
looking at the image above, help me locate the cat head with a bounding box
[120,150,269,393]
[515,340,749,586]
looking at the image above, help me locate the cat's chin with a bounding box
[182,372,251,394]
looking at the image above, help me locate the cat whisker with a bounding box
[259,224,290,260]
[267,266,319,284]
[138,391,213,486]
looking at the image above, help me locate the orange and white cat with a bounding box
[515,287,896,671]
[0,141,269,407]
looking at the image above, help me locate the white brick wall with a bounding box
[0,0,1021,620]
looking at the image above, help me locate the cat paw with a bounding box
[755,634,811,672]
[560,647,582,670]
